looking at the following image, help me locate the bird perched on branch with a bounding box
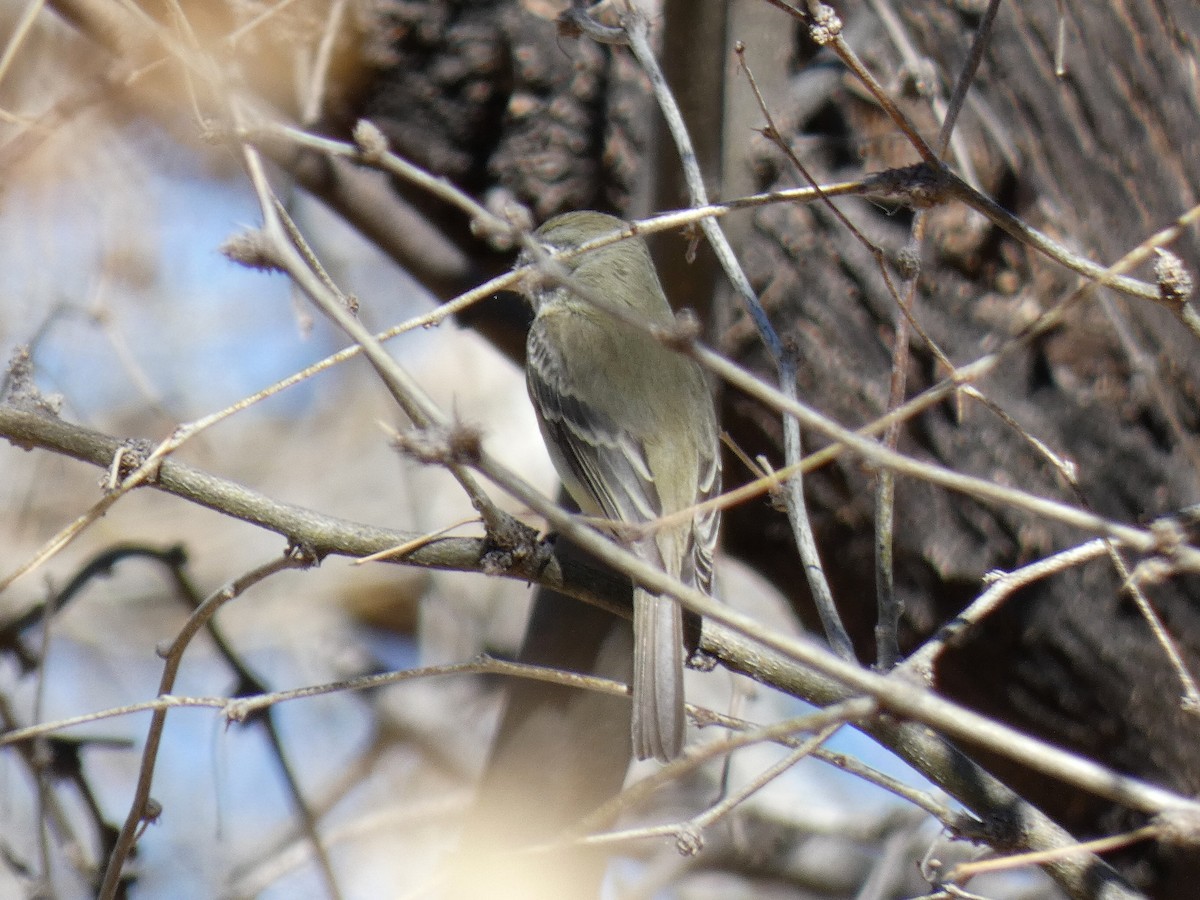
[520,211,721,761]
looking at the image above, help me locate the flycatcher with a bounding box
[520,211,721,762]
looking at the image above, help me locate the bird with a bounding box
[520,211,721,761]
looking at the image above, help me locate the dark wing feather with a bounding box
[689,443,721,594]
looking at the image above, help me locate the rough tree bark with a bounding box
[717,3,1200,893]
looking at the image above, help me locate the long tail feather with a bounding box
[631,588,684,762]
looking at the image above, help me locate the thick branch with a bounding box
[0,404,622,613]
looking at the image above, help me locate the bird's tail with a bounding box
[631,587,685,762]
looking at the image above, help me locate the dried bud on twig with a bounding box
[1154,248,1193,309]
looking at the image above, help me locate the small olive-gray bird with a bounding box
[520,211,721,762]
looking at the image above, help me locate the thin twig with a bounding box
[902,539,1110,678]
[229,653,630,720]
[300,0,347,125]
[574,698,876,835]
[162,551,345,900]
[622,11,781,360]
[780,354,854,660]
[1,655,629,748]
[0,0,48,90]
[868,0,1005,669]
[935,0,1002,158]
[97,550,312,900]
[762,0,938,163]
[688,722,844,833]
[944,824,1160,887]
[866,0,980,189]
[874,244,915,670]
[694,703,964,826]
[1108,542,1200,711]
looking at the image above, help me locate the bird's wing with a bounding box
[526,318,665,551]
